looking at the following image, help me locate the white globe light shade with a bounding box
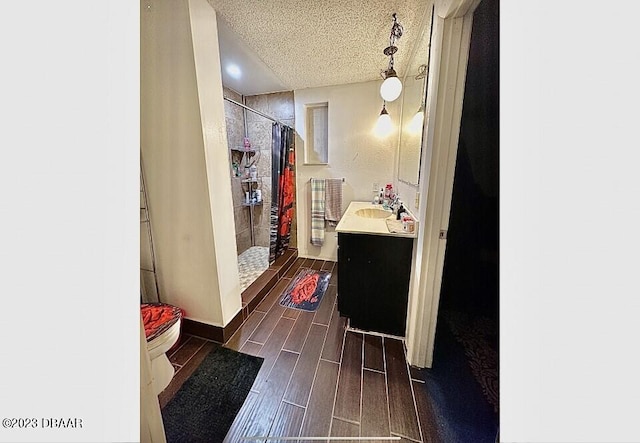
[380,76,402,102]
[407,109,424,134]
[374,112,393,137]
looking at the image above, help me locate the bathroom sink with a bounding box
[355,208,392,219]
[336,202,417,238]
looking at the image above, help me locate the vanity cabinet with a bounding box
[337,232,413,337]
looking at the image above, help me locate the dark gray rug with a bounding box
[421,309,498,442]
[161,346,263,443]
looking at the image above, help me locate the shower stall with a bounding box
[223,89,296,292]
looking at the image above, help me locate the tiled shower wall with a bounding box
[244,91,297,250]
[224,87,252,255]
[223,88,297,255]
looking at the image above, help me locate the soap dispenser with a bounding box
[396,202,405,220]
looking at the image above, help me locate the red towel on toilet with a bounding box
[141,303,183,342]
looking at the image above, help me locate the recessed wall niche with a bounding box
[304,102,328,164]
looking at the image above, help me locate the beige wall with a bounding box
[244,92,296,250]
[140,0,241,327]
[294,81,400,261]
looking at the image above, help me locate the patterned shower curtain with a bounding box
[269,123,295,263]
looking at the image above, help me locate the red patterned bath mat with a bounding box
[279,268,331,312]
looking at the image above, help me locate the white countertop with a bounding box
[335,201,417,238]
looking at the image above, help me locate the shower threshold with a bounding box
[238,248,298,318]
[237,246,270,293]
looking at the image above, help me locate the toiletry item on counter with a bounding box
[396,203,405,220]
[401,215,408,229]
[406,220,415,233]
[383,184,395,209]
[384,183,393,199]
[402,215,415,233]
[378,188,384,204]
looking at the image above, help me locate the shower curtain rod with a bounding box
[223,96,294,130]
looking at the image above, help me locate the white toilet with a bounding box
[141,303,183,395]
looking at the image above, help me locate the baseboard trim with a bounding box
[182,308,245,344]
[185,248,299,345]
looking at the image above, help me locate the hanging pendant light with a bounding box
[407,64,428,134]
[380,68,402,102]
[408,103,425,134]
[379,13,403,102]
[374,102,393,137]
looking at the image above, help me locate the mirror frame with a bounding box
[396,4,435,187]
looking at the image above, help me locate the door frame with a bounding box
[405,0,481,368]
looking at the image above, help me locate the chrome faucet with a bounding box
[389,195,401,212]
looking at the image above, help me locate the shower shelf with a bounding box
[242,201,263,207]
[231,147,259,153]
[241,178,260,183]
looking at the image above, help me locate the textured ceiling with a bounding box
[208,0,434,93]
[216,16,288,96]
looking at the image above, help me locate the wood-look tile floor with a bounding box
[161,258,439,443]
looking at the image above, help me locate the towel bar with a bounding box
[310,177,345,183]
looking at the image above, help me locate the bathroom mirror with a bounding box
[397,5,434,186]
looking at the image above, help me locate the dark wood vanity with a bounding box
[337,232,414,337]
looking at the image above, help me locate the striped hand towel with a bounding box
[324,178,343,226]
[310,178,326,246]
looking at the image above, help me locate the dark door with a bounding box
[426,0,499,440]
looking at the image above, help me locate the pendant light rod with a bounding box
[380,13,404,102]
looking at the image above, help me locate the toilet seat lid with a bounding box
[141,303,182,342]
